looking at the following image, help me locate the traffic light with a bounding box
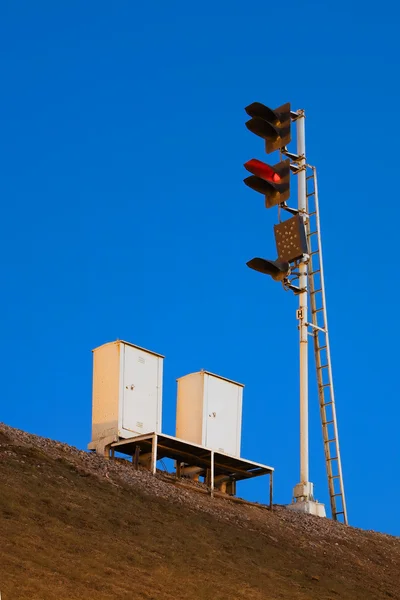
[244,158,290,208]
[245,102,291,154]
[246,257,290,281]
[244,99,300,286]
[246,215,308,283]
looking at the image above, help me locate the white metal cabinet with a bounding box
[90,340,163,446]
[121,344,161,435]
[176,370,243,457]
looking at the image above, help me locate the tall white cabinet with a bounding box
[176,370,243,457]
[90,340,164,447]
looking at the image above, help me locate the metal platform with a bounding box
[109,432,274,507]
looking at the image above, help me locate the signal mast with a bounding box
[244,103,347,524]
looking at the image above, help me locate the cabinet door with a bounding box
[122,345,160,434]
[205,375,240,456]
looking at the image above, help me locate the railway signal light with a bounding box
[244,158,290,208]
[244,99,299,285]
[245,102,291,154]
[246,216,308,282]
[246,257,290,281]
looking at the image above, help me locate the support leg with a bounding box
[151,434,158,475]
[210,451,214,498]
[133,445,140,470]
[270,471,274,511]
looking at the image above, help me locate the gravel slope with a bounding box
[0,423,399,600]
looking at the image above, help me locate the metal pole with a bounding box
[297,111,309,487]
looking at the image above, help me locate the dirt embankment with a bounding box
[0,423,399,600]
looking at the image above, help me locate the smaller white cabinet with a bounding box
[176,370,243,457]
[91,340,163,445]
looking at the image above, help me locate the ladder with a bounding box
[304,166,348,524]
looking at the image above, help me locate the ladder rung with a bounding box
[325,438,337,444]
[332,493,343,498]
[321,383,331,388]
[310,288,322,295]
[318,345,327,351]
[317,364,328,369]
[323,401,333,406]
[323,420,334,426]
[314,308,324,313]
[308,211,316,216]
[309,250,319,256]
[310,269,320,276]
[308,323,326,333]
[309,231,318,236]
[334,511,345,516]
[306,192,315,197]
[328,457,338,462]
[306,175,314,180]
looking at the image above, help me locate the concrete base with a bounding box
[287,500,326,518]
[88,435,119,458]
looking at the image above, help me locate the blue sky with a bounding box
[1,0,399,535]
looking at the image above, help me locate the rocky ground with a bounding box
[0,422,399,600]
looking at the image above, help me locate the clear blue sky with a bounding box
[1,0,399,536]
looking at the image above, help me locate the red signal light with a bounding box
[244,158,281,183]
[243,158,290,208]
